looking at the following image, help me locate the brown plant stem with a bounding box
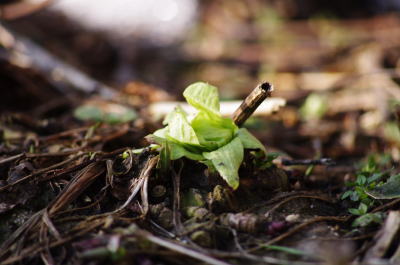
[232,82,273,127]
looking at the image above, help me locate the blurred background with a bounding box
[1,0,400,161]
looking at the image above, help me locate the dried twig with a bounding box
[0,162,105,260]
[132,227,232,265]
[281,158,336,166]
[248,216,349,253]
[140,173,150,216]
[372,198,400,213]
[0,153,24,165]
[232,82,274,126]
[172,162,185,235]
[0,218,107,265]
[265,194,336,217]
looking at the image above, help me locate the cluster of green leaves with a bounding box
[341,154,392,227]
[147,82,266,189]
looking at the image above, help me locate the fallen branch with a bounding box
[0,24,115,98]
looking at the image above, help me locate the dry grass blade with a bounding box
[140,173,150,216]
[0,153,87,192]
[48,162,105,215]
[0,153,24,165]
[114,155,158,212]
[1,219,107,265]
[0,162,105,261]
[133,227,232,265]
[0,210,44,260]
[172,163,185,235]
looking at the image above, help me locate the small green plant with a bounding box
[299,93,328,121]
[341,155,391,227]
[74,102,137,124]
[147,82,266,189]
[351,212,385,228]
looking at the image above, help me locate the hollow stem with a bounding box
[232,82,273,127]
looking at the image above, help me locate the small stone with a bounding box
[285,214,300,222]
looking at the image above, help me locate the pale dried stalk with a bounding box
[232,82,274,126]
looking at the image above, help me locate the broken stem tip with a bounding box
[232,82,274,127]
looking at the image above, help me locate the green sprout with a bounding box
[341,154,392,227]
[147,82,266,189]
[300,93,328,121]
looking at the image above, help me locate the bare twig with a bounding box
[372,198,400,213]
[281,158,336,166]
[248,216,349,253]
[232,82,274,126]
[265,194,336,217]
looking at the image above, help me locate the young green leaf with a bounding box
[183,82,220,117]
[164,106,201,146]
[203,137,244,189]
[366,174,400,199]
[191,112,237,150]
[146,134,204,161]
[237,128,266,154]
[352,212,384,227]
[349,208,361,216]
[358,203,368,215]
[341,190,353,200]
